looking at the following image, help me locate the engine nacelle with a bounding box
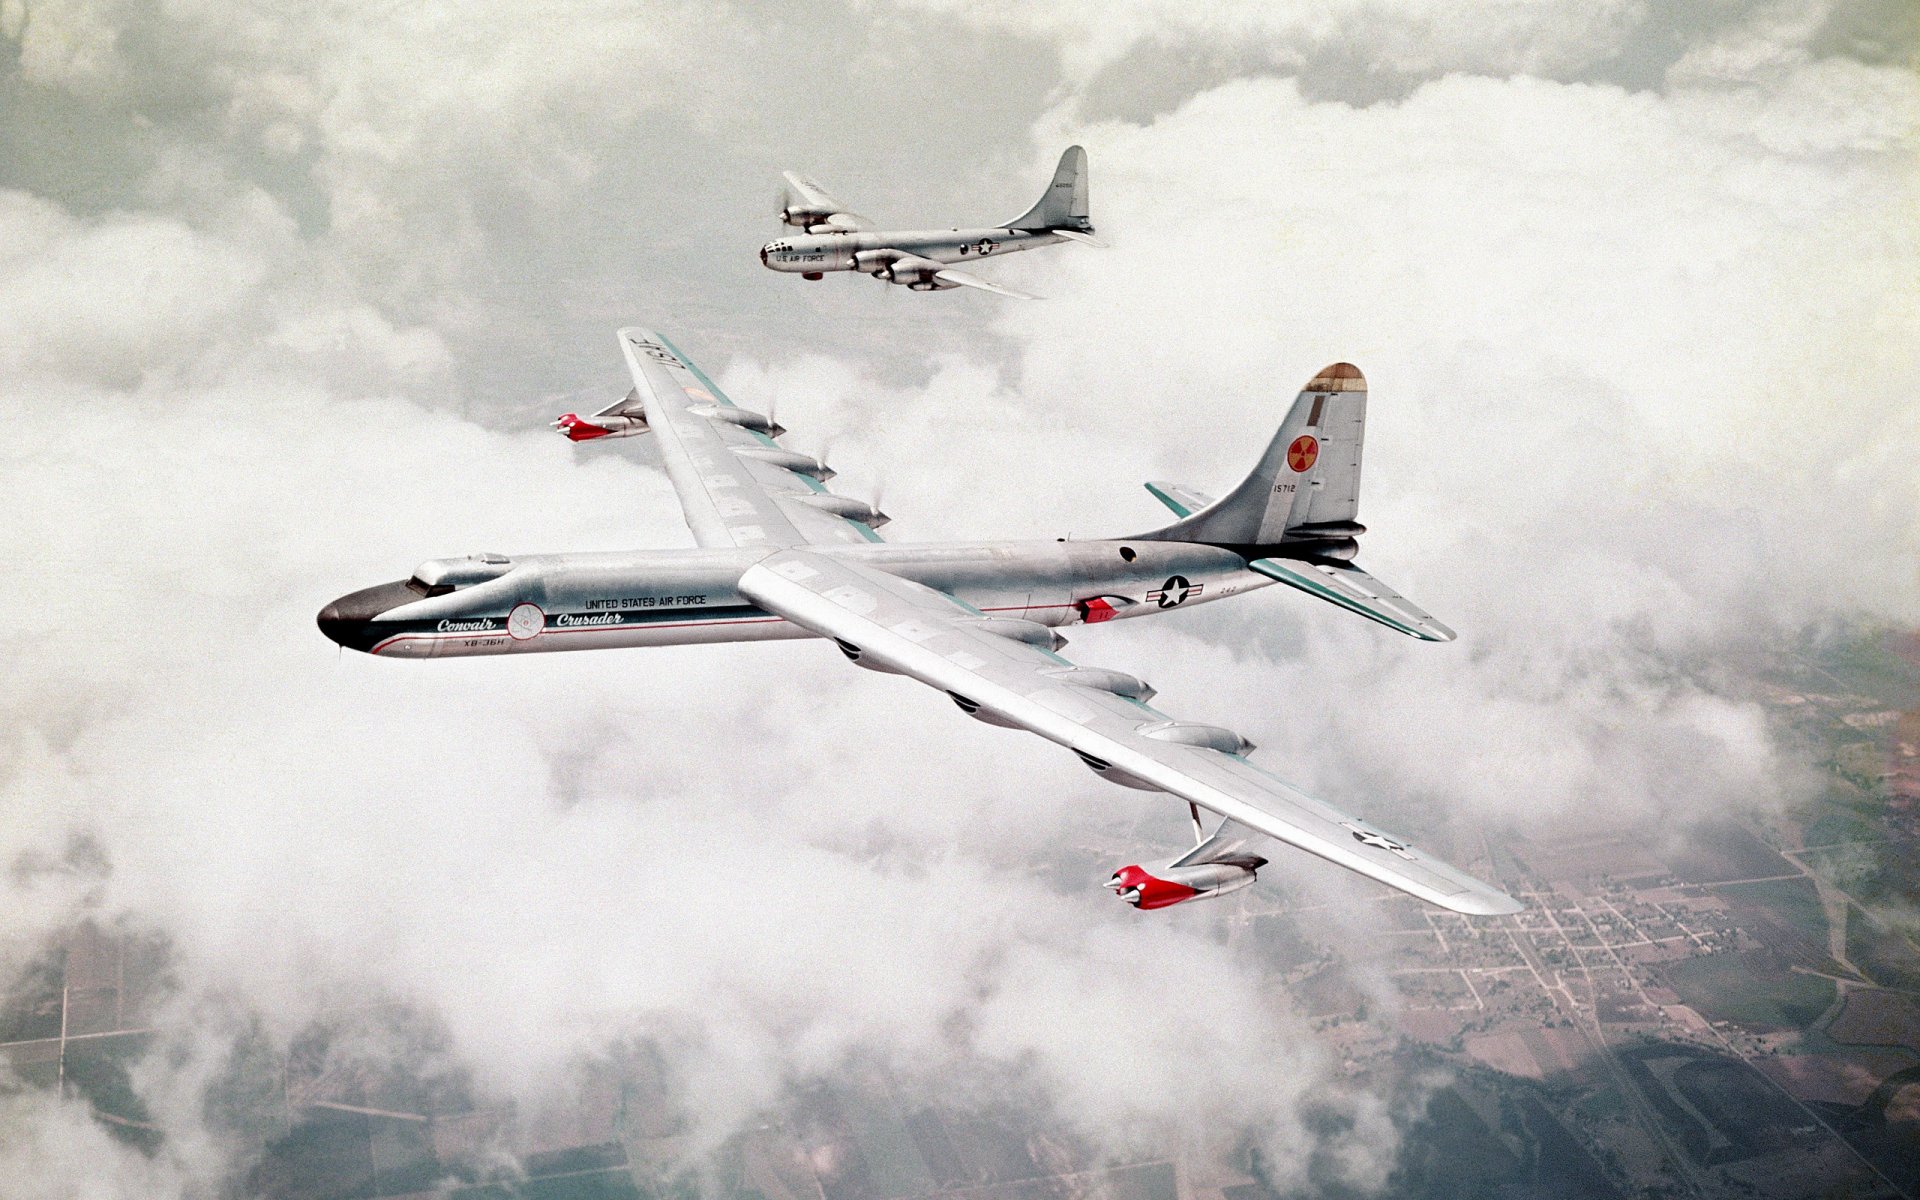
[968,617,1065,651]
[880,253,946,286]
[797,494,890,527]
[808,212,865,233]
[834,637,904,674]
[1138,720,1255,756]
[781,205,832,229]
[948,690,1020,727]
[1308,537,1360,561]
[689,404,785,437]
[554,411,649,442]
[1040,665,1156,702]
[1107,861,1258,910]
[731,446,835,480]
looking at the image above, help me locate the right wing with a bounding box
[738,548,1520,916]
[616,329,888,549]
[1249,557,1456,642]
[934,268,1039,300]
[781,171,872,232]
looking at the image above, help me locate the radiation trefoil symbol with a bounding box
[1286,435,1319,473]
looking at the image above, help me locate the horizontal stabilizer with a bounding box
[1250,557,1456,642]
[934,268,1039,300]
[1050,228,1107,247]
[1144,481,1217,519]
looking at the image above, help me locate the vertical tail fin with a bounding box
[1007,145,1093,233]
[1137,363,1368,546]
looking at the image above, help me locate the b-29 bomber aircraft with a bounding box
[321,331,1521,917]
[760,146,1102,299]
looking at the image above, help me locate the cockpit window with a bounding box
[406,553,514,597]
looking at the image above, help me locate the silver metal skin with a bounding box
[760,146,1100,297]
[317,539,1260,660]
[761,228,1065,280]
[318,328,1520,917]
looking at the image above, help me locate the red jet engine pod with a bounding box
[1107,861,1258,909]
[553,412,649,442]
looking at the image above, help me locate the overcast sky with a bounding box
[2,0,1917,1193]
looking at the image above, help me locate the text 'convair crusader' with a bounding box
[321,330,1522,917]
[760,146,1103,299]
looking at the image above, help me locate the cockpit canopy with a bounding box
[406,553,513,597]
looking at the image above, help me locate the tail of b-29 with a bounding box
[1135,363,1456,642]
[1007,145,1101,243]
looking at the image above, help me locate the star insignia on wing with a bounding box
[1341,822,1416,860]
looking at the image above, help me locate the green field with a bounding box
[1812,627,1920,707]
[1716,877,1836,971]
[1663,952,1835,1031]
[1846,906,1920,990]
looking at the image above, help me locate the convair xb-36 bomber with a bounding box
[321,331,1521,917]
[760,146,1102,299]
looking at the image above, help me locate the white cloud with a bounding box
[3,3,1916,1196]
[896,0,1653,85]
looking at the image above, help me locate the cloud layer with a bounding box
[3,0,1916,1194]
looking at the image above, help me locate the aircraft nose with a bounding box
[759,243,771,265]
[317,580,417,653]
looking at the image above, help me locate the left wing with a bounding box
[781,171,872,232]
[738,548,1521,915]
[934,268,1039,300]
[615,328,888,548]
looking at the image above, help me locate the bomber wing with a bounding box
[617,328,888,549]
[737,548,1521,916]
[781,171,872,232]
[933,268,1039,300]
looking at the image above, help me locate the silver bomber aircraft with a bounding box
[759,146,1102,299]
[321,330,1522,917]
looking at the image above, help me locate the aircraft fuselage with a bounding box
[759,228,1062,276]
[319,539,1270,659]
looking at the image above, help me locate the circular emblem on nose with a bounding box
[507,603,545,641]
[1286,435,1319,473]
